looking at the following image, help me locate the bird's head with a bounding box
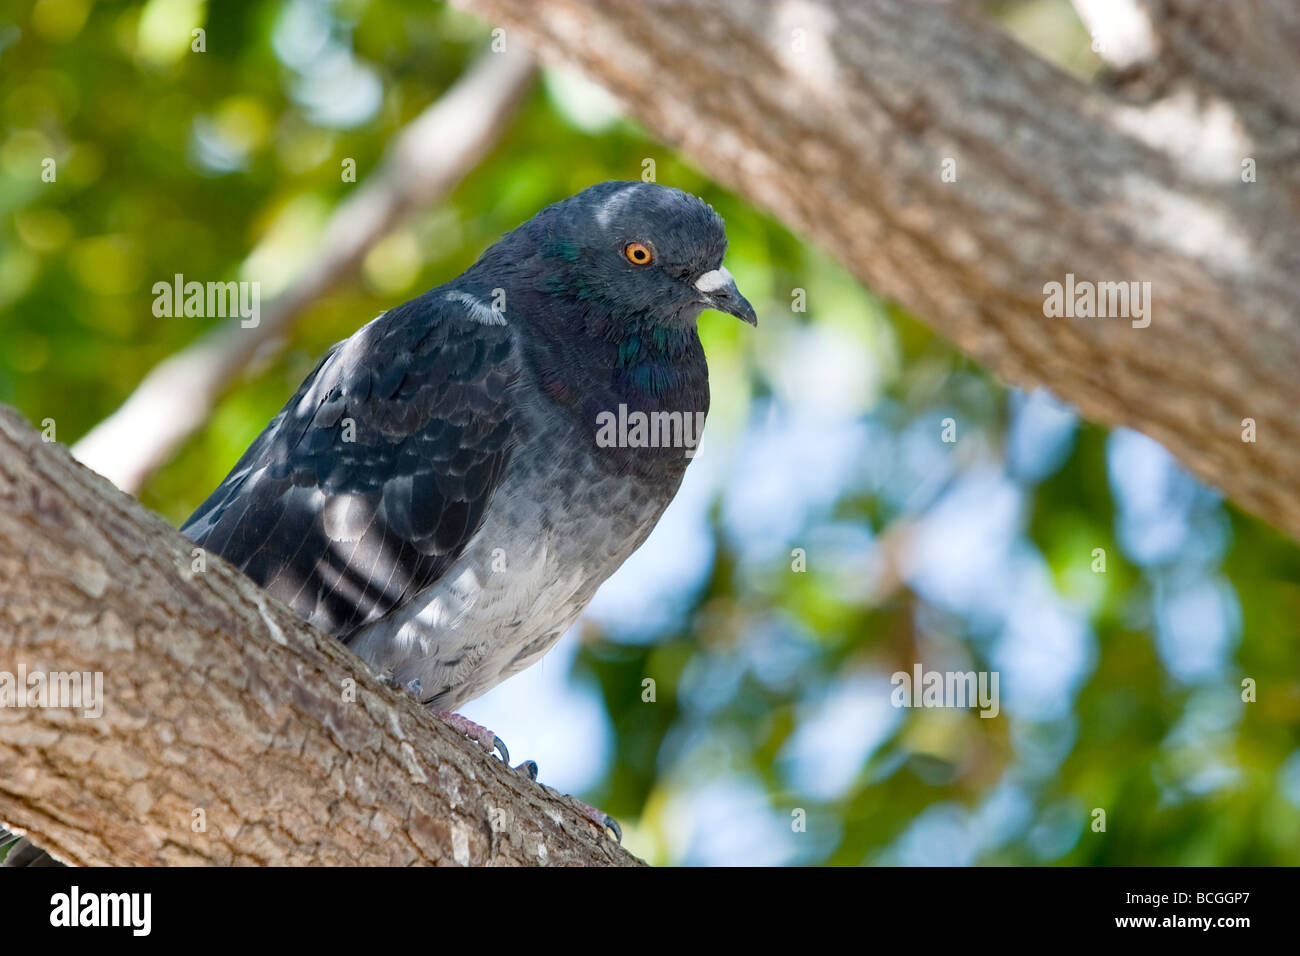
[515,180,757,330]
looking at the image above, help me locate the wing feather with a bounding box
[181,290,518,640]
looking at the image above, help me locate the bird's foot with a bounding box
[572,799,623,843]
[381,677,515,766]
[435,711,512,764]
[398,682,616,842]
[434,714,620,840]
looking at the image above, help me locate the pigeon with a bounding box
[181,181,755,800]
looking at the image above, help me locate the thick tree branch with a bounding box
[462,0,1300,539]
[1089,1,1300,128]
[0,406,639,866]
[71,45,537,496]
[1074,0,1300,188]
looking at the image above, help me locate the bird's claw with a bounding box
[435,711,510,765]
[432,714,615,840]
[574,801,622,843]
[597,812,623,843]
[379,674,424,699]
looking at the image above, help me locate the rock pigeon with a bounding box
[181,181,755,778]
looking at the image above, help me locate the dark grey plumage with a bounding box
[183,181,755,710]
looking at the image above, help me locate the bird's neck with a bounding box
[531,307,707,406]
[610,319,707,405]
[519,300,711,478]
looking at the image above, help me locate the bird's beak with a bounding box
[695,266,757,326]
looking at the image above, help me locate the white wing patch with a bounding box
[444,290,506,326]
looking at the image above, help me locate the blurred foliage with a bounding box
[1,0,1297,866]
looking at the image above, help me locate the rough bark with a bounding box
[460,0,1300,539]
[0,406,640,866]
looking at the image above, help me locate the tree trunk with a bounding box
[459,0,1300,538]
[0,407,639,866]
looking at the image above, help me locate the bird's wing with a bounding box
[181,291,517,639]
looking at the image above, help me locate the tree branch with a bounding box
[460,0,1300,539]
[71,45,537,496]
[0,406,640,866]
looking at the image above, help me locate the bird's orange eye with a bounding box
[624,242,653,266]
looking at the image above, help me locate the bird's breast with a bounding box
[346,388,689,710]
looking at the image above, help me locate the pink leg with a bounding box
[436,711,509,763]
[435,711,620,842]
[573,799,623,843]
